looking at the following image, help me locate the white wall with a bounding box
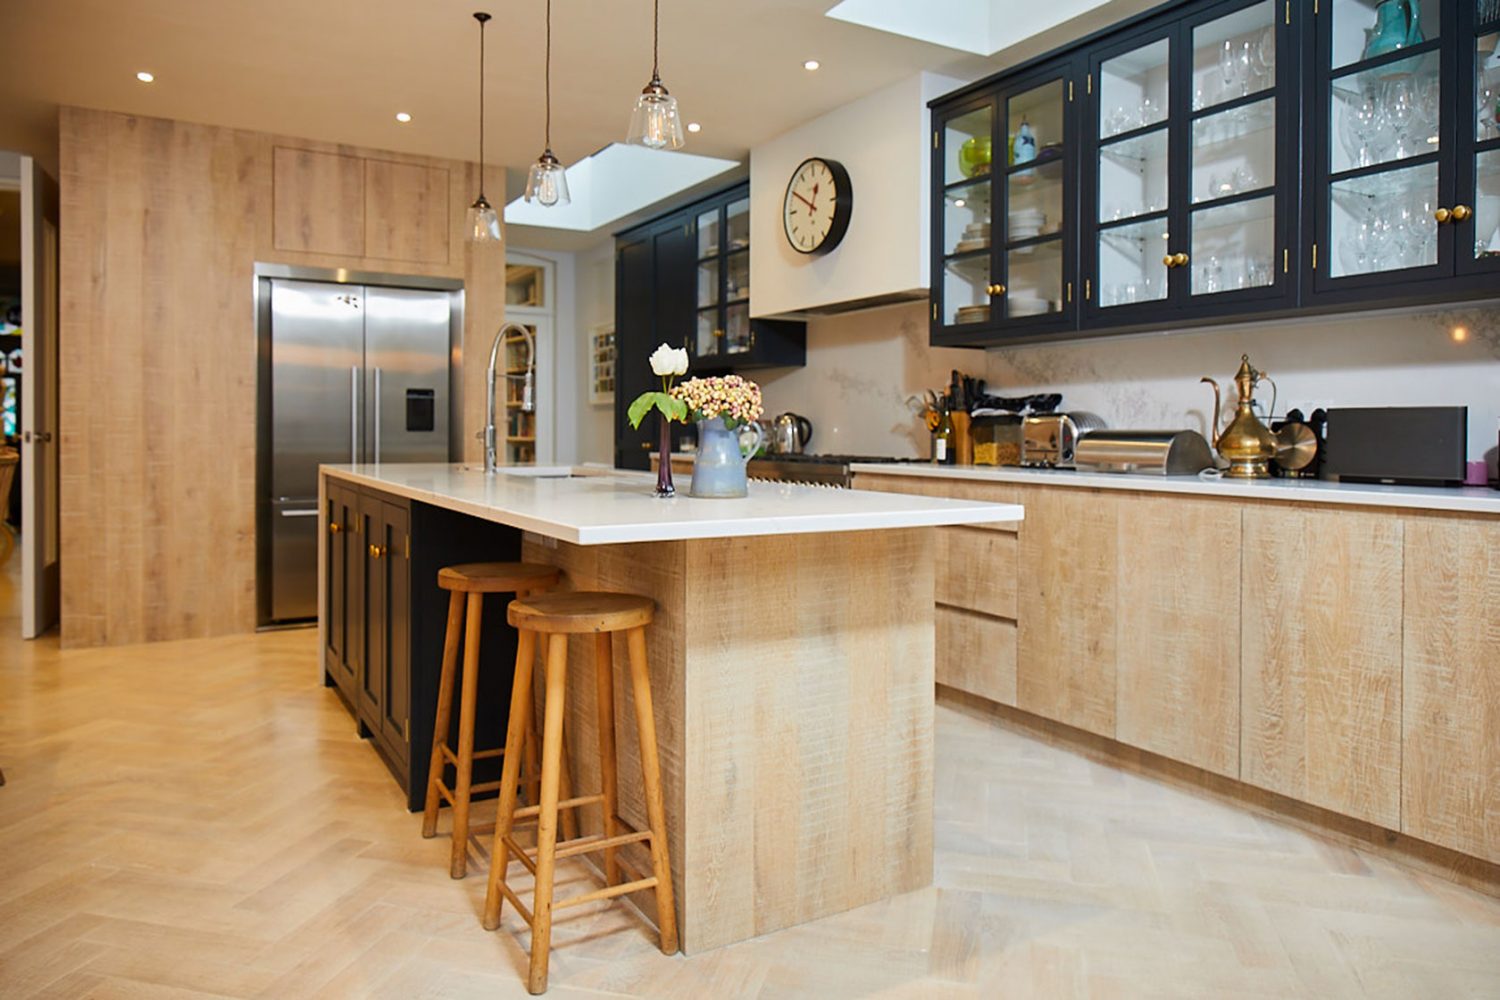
[574,238,617,465]
[757,302,976,457]
[985,306,1500,474]
[749,72,964,317]
[754,298,1500,472]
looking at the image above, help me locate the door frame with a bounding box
[20,155,60,639]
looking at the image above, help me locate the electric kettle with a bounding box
[771,413,813,455]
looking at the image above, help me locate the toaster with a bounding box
[1021,412,1106,468]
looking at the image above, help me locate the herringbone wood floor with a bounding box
[2,558,1499,999]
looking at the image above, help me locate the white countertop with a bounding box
[849,462,1500,515]
[322,463,1024,545]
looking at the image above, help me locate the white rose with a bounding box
[649,343,689,377]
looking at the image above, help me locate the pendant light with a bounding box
[625,0,685,150]
[524,0,570,206]
[466,11,502,242]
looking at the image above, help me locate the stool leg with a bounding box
[527,632,570,995]
[421,590,466,839]
[593,632,620,886]
[483,627,536,931]
[449,591,485,879]
[626,626,679,955]
[519,644,579,844]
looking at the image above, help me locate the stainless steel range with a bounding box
[748,453,906,487]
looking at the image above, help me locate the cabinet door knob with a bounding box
[987,283,1007,296]
[1434,207,1451,224]
[368,543,387,559]
[1163,254,1175,267]
[329,522,343,534]
[1164,252,1190,268]
[1451,204,1472,222]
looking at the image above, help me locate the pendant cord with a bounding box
[477,13,488,199]
[545,0,552,150]
[652,0,660,79]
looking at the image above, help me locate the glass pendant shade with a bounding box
[627,81,684,150]
[466,194,501,242]
[524,150,571,206]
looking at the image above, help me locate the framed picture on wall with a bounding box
[589,324,616,406]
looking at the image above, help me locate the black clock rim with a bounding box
[783,157,853,257]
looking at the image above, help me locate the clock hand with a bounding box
[791,190,816,211]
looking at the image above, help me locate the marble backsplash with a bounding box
[757,300,1500,475]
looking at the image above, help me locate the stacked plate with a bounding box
[1008,296,1051,317]
[953,221,991,254]
[954,304,990,324]
[1008,209,1045,249]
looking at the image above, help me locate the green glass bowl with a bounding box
[958,136,992,178]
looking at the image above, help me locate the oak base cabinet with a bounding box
[936,605,1018,707]
[1114,495,1242,779]
[1017,486,1119,739]
[1402,516,1500,865]
[1240,505,1403,828]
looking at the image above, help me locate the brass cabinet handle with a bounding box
[986,283,1007,295]
[1434,207,1451,224]
[329,522,343,534]
[368,543,387,560]
[1451,204,1472,222]
[1163,254,1175,267]
[1163,253,1189,268]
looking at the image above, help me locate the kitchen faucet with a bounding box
[484,322,536,474]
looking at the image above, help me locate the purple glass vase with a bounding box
[655,412,675,498]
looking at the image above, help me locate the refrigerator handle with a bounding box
[373,367,383,463]
[350,366,359,464]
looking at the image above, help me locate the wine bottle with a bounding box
[933,405,955,465]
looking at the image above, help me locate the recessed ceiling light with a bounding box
[136,71,155,83]
[803,59,820,71]
[686,122,701,133]
[395,112,412,123]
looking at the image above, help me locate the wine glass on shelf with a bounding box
[1253,28,1275,87]
[1218,41,1240,103]
[1237,40,1254,97]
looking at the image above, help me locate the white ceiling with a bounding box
[0,0,990,173]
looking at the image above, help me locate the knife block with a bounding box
[952,412,973,465]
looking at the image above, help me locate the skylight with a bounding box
[503,143,739,233]
[825,0,1114,57]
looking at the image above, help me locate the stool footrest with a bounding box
[502,834,538,876]
[498,880,535,926]
[510,793,604,821]
[439,744,506,768]
[556,829,652,861]
[555,875,660,911]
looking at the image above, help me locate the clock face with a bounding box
[783,158,851,255]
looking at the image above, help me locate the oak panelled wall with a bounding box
[59,106,507,648]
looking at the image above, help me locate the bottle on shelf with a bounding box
[933,404,956,465]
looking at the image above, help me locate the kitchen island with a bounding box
[318,463,1023,953]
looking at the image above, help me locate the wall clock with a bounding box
[782,157,852,256]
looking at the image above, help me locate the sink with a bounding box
[458,464,580,479]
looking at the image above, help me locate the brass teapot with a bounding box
[1201,355,1277,479]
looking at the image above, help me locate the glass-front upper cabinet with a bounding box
[695,195,752,359]
[1313,0,1449,294]
[1461,0,1500,275]
[1084,0,1295,326]
[932,56,1080,339]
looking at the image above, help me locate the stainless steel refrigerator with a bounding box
[257,272,461,625]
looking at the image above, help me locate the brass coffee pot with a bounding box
[1201,354,1277,479]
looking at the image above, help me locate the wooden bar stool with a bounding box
[421,561,567,879]
[483,591,679,995]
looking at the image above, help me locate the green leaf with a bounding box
[627,391,686,429]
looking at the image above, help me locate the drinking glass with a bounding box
[1218,41,1240,100]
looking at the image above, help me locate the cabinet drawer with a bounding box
[936,605,1017,707]
[936,527,1017,618]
